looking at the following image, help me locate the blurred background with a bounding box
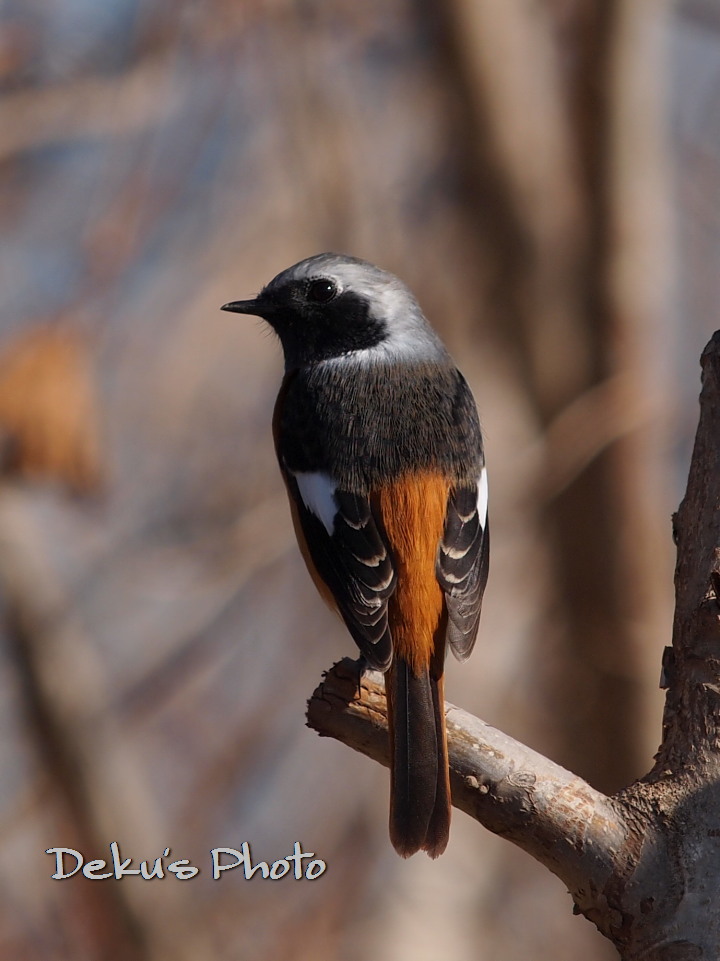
[0,0,713,958]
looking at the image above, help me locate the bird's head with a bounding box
[221,253,444,370]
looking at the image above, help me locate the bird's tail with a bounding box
[386,654,451,858]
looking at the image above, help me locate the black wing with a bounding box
[286,475,396,671]
[436,481,489,660]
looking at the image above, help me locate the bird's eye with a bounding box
[306,278,338,303]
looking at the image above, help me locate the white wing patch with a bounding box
[294,471,338,535]
[477,467,488,530]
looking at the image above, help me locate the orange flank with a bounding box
[375,473,449,674]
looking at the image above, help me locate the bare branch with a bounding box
[307,659,626,896]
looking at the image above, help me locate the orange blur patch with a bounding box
[0,326,103,493]
[375,473,449,675]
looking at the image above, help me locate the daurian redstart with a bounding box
[222,254,488,858]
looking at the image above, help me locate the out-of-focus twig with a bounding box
[0,59,183,161]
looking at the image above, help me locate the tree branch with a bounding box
[658,330,720,770]
[307,658,626,891]
[307,332,720,959]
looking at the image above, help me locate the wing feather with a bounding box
[286,475,396,670]
[437,481,489,660]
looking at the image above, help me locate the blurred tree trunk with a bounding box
[432,0,673,792]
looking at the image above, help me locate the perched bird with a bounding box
[222,254,488,858]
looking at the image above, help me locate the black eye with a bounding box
[306,278,338,303]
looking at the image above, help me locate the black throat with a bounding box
[266,290,386,368]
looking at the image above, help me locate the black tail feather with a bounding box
[387,657,451,858]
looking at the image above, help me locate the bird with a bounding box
[221,253,488,858]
